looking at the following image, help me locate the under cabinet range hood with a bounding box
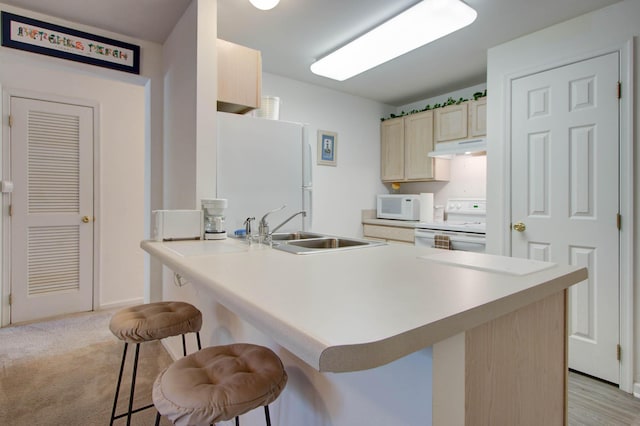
[428,138,487,159]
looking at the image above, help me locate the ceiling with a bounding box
[1,0,621,106]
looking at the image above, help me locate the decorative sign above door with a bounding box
[1,11,140,74]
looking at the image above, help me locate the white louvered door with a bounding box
[11,97,94,323]
[510,53,620,383]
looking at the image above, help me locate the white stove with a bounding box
[415,198,486,252]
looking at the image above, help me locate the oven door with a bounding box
[414,229,486,252]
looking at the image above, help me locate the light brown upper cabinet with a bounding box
[381,110,450,183]
[434,103,468,142]
[217,39,262,114]
[434,98,487,143]
[468,98,487,137]
[381,116,404,181]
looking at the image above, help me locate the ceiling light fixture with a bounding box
[310,0,477,81]
[249,0,280,11]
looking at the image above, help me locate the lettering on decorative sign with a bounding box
[17,25,85,51]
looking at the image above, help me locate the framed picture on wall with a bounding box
[1,11,140,74]
[317,130,337,166]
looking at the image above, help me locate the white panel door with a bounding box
[11,97,94,323]
[511,53,619,383]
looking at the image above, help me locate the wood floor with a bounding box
[568,371,640,425]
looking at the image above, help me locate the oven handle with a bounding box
[415,230,486,243]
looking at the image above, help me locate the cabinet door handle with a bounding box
[82,216,91,223]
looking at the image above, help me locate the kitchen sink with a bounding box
[287,237,369,249]
[270,231,324,241]
[273,235,385,255]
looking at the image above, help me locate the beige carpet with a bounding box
[0,309,173,425]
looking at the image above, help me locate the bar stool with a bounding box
[109,301,203,425]
[153,343,288,426]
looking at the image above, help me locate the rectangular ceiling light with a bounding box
[310,0,477,81]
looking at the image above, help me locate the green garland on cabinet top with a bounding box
[381,89,486,122]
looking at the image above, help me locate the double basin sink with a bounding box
[269,231,385,255]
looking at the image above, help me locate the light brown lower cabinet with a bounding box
[433,290,567,425]
[363,224,415,244]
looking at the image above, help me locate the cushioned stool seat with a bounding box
[109,301,202,343]
[153,344,288,426]
[109,301,203,425]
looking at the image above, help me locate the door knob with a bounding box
[513,222,526,232]
[82,216,91,223]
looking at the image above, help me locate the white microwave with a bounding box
[376,194,420,221]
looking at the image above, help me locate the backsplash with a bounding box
[385,155,487,206]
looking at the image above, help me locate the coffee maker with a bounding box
[201,199,228,240]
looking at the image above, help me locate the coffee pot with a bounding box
[201,199,228,240]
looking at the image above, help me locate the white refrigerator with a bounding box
[216,112,312,235]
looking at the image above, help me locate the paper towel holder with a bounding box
[419,193,435,222]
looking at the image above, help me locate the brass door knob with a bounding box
[513,222,526,232]
[82,216,90,223]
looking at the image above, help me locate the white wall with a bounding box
[261,72,393,237]
[162,0,217,209]
[0,3,164,319]
[162,2,198,210]
[485,0,639,394]
[195,0,218,203]
[160,0,218,349]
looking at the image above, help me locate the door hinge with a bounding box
[8,204,12,217]
[617,81,622,99]
[616,213,621,230]
[617,344,621,361]
[8,115,13,128]
[8,293,11,306]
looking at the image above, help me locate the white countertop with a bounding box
[141,239,586,372]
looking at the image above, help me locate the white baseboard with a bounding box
[634,382,640,399]
[98,298,144,311]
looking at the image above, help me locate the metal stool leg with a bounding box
[235,416,240,426]
[182,331,202,355]
[110,342,129,426]
[264,405,272,426]
[125,343,142,425]
[155,411,161,426]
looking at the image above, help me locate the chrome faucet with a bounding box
[259,205,286,239]
[258,205,306,243]
[271,210,307,234]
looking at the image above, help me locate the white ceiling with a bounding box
[1,0,622,106]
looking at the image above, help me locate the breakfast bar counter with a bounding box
[142,238,586,425]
